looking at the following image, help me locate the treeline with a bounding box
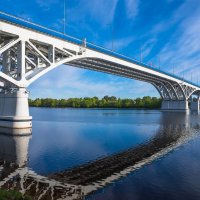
[29,96,161,109]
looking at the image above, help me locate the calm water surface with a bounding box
[1,108,200,200]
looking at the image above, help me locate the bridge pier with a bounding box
[161,100,189,111]
[0,88,32,128]
[190,97,200,111]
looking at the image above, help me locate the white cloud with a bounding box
[125,0,140,19]
[87,0,119,25]
[159,1,200,80]
[141,38,157,59]
[133,0,200,83]
[36,0,59,11]
[104,36,135,51]
[67,0,119,27]
[29,65,159,99]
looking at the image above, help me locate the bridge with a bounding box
[0,11,200,128]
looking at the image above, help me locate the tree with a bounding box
[29,96,162,109]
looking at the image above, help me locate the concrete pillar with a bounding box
[190,99,200,111]
[0,88,32,128]
[161,100,189,111]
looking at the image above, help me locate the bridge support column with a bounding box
[161,100,189,111]
[0,88,32,128]
[190,98,200,111]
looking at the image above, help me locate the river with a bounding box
[0,108,200,200]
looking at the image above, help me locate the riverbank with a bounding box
[29,96,161,109]
[0,189,31,200]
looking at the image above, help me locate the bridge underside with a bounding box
[68,58,200,111]
[0,23,200,128]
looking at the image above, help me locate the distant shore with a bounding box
[29,96,161,109]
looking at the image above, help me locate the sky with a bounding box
[0,0,200,99]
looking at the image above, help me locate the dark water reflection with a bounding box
[0,109,200,200]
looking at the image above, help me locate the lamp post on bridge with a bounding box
[111,24,114,51]
[106,23,115,51]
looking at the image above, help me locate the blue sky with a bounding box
[0,0,200,99]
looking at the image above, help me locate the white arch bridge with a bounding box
[0,11,200,128]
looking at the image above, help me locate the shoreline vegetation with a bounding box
[29,96,161,109]
[0,189,31,200]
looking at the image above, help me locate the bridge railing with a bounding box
[0,11,83,44]
[0,11,199,88]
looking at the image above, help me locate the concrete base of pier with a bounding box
[0,88,32,128]
[190,100,200,111]
[161,100,189,111]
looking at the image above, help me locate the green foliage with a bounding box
[29,96,161,109]
[0,189,32,200]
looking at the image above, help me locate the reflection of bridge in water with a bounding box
[0,113,199,200]
[0,128,83,200]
